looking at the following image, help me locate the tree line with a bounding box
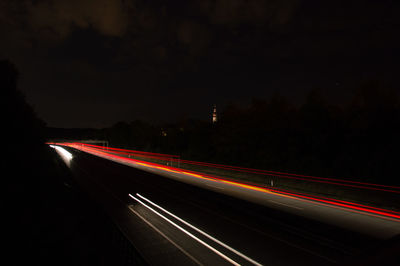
[4,56,396,186]
[48,80,400,186]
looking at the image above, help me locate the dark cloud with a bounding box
[1,0,399,128]
[193,0,299,27]
[27,0,130,39]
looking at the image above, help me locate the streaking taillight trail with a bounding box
[60,142,400,193]
[50,142,400,221]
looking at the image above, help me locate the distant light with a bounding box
[212,104,217,123]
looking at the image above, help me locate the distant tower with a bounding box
[212,104,217,123]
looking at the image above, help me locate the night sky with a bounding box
[1,0,399,128]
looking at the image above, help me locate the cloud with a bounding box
[177,21,211,54]
[26,0,130,40]
[195,0,299,28]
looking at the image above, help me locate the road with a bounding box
[53,145,400,265]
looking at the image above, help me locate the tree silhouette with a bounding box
[2,59,51,263]
[2,60,45,154]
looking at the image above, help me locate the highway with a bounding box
[52,144,400,265]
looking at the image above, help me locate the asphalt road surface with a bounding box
[54,145,400,265]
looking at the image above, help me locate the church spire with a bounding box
[212,104,217,123]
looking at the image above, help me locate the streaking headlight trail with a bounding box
[129,193,262,266]
[50,144,73,165]
[134,193,263,266]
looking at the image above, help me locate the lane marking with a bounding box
[268,200,304,210]
[59,146,338,263]
[128,194,242,266]
[178,198,339,263]
[205,184,225,190]
[136,193,262,266]
[128,206,203,266]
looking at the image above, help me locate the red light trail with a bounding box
[50,142,400,221]
[64,142,400,193]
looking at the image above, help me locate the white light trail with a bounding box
[128,194,242,266]
[50,145,73,160]
[136,193,262,266]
